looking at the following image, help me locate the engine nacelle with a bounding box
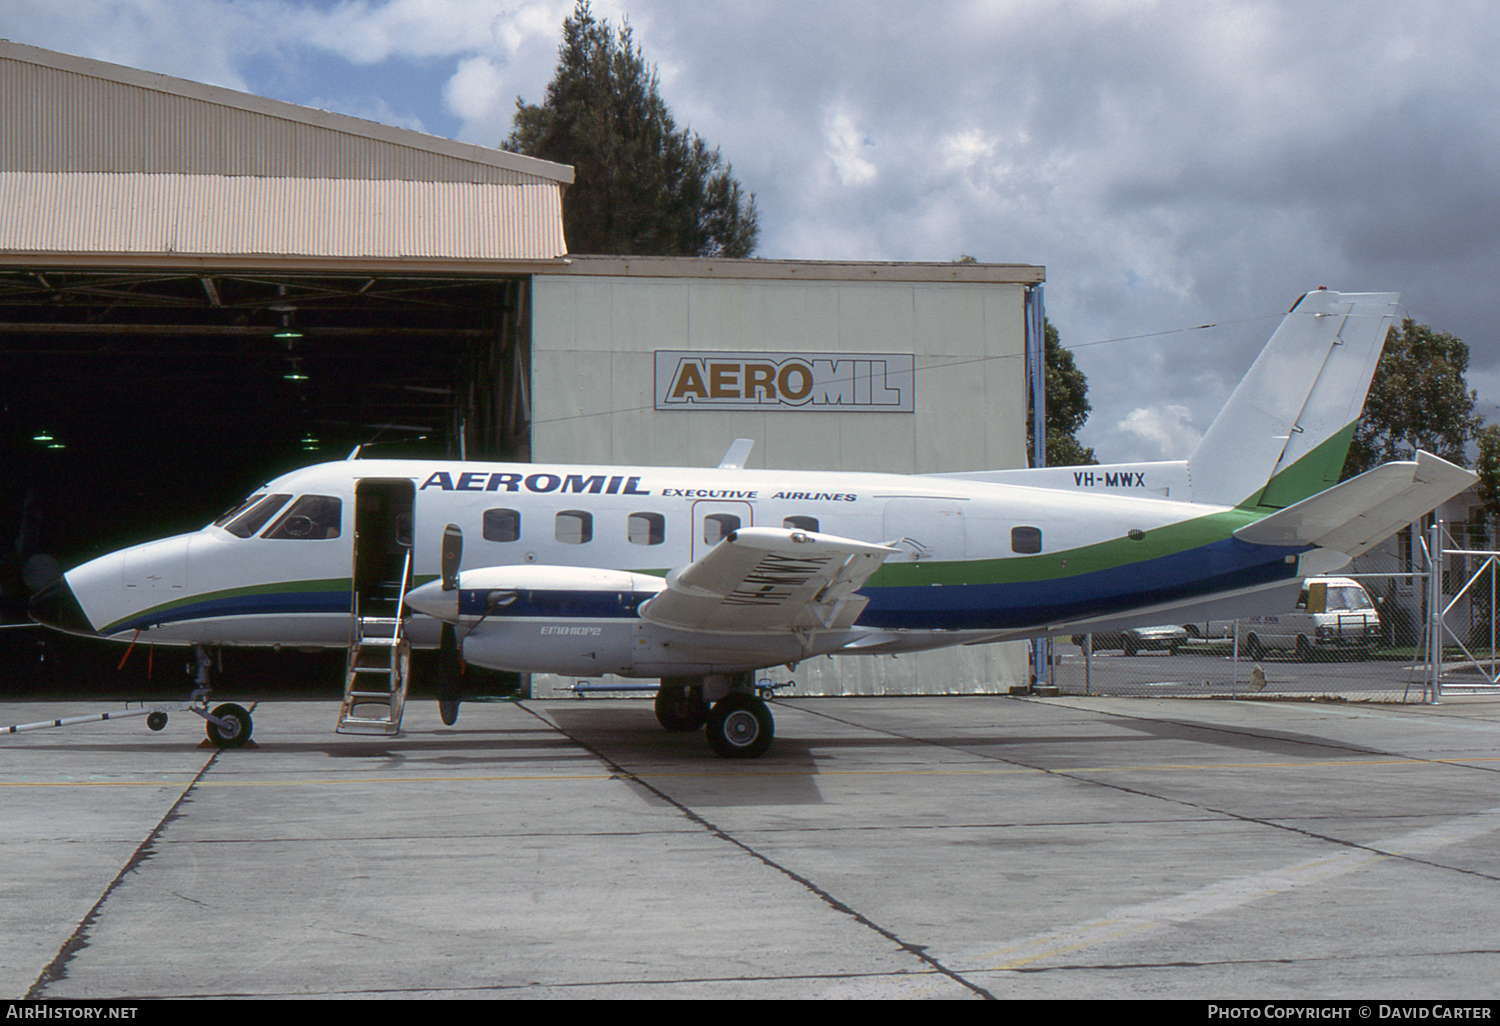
[405,564,845,677]
[405,565,665,676]
[460,619,643,676]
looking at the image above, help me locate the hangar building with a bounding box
[0,41,1045,698]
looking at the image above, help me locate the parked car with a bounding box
[1236,576,1380,660]
[1071,625,1188,657]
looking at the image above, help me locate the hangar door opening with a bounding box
[0,269,533,649]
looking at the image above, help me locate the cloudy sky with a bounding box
[5,0,1499,464]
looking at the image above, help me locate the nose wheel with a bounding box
[204,702,253,749]
[705,693,774,759]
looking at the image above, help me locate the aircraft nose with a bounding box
[30,575,96,636]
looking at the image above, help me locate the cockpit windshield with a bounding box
[217,494,343,540]
[213,494,264,528]
[222,494,292,538]
[262,495,342,539]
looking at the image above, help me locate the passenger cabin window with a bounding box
[263,495,341,540]
[1011,526,1043,554]
[704,513,740,545]
[484,508,521,543]
[783,515,819,532]
[628,512,666,546]
[556,510,592,545]
[224,494,291,538]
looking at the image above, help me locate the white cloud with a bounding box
[1115,404,1203,461]
[283,0,569,65]
[443,54,508,126]
[824,110,877,188]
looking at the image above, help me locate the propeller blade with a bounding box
[437,621,462,726]
[441,523,462,591]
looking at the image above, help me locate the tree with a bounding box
[1031,320,1097,466]
[505,1,759,258]
[1342,319,1482,478]
[1476,424,1500,525]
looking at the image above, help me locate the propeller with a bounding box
[441,523,462,591]
[437,524,463,725]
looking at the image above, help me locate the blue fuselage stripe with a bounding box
[859,537,1302,629]
[456,590,650,619]
[107,590,349,634]
[109,538,1303,635]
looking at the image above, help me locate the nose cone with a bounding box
[30,575,96,636]
[404,578,458,623]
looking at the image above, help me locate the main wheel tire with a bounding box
[1245,634,1264,661]
[655,681,707,732]
[206,703,252,749]
[705,694,774,759]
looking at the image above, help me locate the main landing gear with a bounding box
[654,675,775,759]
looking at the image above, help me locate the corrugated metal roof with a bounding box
[0,42,571,267]
[0,41,571,186]
[0,172,568,262]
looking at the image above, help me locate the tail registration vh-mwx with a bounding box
[29,289,1477,757]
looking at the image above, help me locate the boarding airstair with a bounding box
[338,478,416,736]
[337,549,412,735]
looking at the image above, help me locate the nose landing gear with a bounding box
[149,688,256,749]
[202,702,253,749]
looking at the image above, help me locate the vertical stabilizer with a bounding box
[1188,289,1398,509]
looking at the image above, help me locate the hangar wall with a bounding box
[525,256,1044,697]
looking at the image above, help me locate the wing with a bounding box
[640,527,898,633]
[1233,451,1476,559]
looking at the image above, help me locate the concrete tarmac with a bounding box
[4,692,1500,1000]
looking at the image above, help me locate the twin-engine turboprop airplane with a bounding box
[30,289,1476,757]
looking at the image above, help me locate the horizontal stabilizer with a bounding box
[1232,451,1476,558]
[641,527,897,633]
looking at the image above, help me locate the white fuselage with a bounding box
[43,456,1312,678]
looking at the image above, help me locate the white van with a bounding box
[1237,576,1380,660]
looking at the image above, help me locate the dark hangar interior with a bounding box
[0,269,529,690]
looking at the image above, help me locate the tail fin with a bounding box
[1188,289,1399,509]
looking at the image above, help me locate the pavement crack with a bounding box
[24,704,252,999]
[790,699,1500,885]
[516,700,995,1000]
